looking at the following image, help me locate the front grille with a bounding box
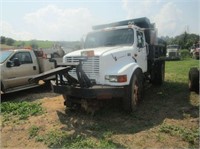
[65,56,100,80]
[169,52,176,57]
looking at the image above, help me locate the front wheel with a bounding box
[123,69,144,112]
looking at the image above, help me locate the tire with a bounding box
[63,94,73,108]
[1,82,5,93]
[151,61,165,85]
[123,69,144,112]
[189,67,199,93]
[52,53,60,58]
[62,94,80,111]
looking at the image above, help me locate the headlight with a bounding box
[105,75,127,83]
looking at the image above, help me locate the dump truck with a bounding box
[166,44,181,60]
[31,17,166,112]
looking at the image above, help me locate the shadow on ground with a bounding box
[1,84,58,102]
[55,81,199,148]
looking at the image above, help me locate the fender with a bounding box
[104,59,141,86]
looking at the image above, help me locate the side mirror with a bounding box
[13,58,20,66]
[6,61,13,68]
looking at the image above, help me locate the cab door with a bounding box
[3,51,39,88]
[135,30,147,72]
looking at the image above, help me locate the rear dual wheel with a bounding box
[189,67,199,93]
[151,61,165,85]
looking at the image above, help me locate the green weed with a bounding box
[29,125,40,138]
[35,129,117,148]
[62,135,116,149]
[159,123,199,146]
[1,101,43,122]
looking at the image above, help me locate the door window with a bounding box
[137,31,144,48]
[10,52,33,64]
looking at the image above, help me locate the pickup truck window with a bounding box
[10,52,33,64]
[0,51,13,63]
[84,28,134,48]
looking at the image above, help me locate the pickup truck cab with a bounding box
[0,49,62,94]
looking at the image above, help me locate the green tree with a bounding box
[6,38,15,46]
[162,33,200,50]
[30,40,39,49]
[0,36,6,44]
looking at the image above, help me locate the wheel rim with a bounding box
[189,80,192,89]
[132,80,139,106]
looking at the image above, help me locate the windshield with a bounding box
[84,28,134,49]
[0,51,13,63]
[167,45,179,49]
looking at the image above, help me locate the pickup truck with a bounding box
[0,49,62,94]
[31,17,166,113]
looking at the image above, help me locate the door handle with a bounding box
[33,66,37,70]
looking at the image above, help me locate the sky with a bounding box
[0,0,199,41]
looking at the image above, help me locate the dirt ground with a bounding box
[1,83,199,148]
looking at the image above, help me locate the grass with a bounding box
[14,40,54,49]
[159,123,199,146]
[165,59,199,83]
[0,44,14,49]
[1,58,199,148]
[1,101,43,122]
[28,125,41,138]
[33,129,117,148]
[1,40,53,50]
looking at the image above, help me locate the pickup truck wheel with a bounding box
[151,61,165,85]
[1,82,4,93]
[189,67,199,93]
[123,69,143,112]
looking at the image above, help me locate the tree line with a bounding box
[161,32,199,49]
[0,36,15,46]
[0,36,39,49]
[1,32,199,50]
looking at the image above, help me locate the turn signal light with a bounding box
[105,75,127,83]
[117,75,127,82]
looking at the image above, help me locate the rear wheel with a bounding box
[123,69,144,112]
[151,61,165,85]
[189,67,199,93]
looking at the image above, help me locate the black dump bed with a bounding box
[92,17,154,44]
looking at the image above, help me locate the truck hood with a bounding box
[65,46,132,57]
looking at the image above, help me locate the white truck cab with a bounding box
[166,45,180,60]
[63,25,149,87]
